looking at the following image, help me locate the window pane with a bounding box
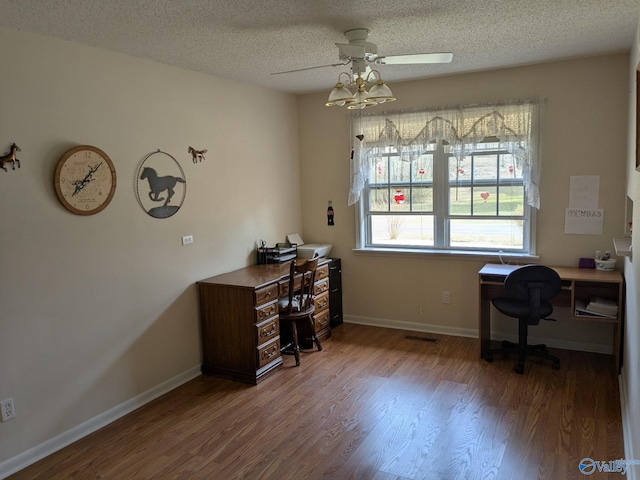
[450,219,524,249]
[370,158,388,184]
[390,189,410,212]
[371,215,434,246]
[473,155,497,180]
[411,186,433,212]
[449,157,468,181]
[389,156,411,184]
[472,186,497,216]
[449,154,469,215]
[412,154,433,182]
[369,187,389,212]
[450,186,471,215]
[498,185,524,216]
[499,154,521,179]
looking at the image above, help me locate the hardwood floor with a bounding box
[10,323,623,480]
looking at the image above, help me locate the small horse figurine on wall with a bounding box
[188,146,207,163]
[0,143,21,171]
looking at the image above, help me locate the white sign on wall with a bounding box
[564,175,604,235]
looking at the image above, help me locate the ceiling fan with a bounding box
[272,28,453,109]
[272,28,453,76]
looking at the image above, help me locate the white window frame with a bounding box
[358,140,535,255]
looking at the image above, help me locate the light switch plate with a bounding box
[182,235,194,246]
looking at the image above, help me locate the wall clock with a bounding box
[54,145,117,215]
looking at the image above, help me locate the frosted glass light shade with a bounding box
[347,88,377,109]
[326,83,355,106]
[367,80,396,104]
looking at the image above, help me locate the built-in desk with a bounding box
[197,258,332,384]
[478,264,624,372]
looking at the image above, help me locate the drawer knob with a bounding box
[259,305,276,318]
[262,346,277,359]
[260,325,276,337]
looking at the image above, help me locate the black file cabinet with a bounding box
[328,258,343,328]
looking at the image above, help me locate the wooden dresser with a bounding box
[197,258,332,384]
[311,261,331,340]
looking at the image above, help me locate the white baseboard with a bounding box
[619,372,638,480]
[0,365,201,480]
[344,315,613,354]
[345,314,479,339]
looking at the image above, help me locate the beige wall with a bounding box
[0,29,301,470]
[299,54,629,348]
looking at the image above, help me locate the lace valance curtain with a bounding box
[349,100,543,208]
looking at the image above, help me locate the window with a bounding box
[365,140,529,251]
[350,101,540,255]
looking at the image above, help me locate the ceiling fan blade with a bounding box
[271,61,350,75]
[374,52,453,65]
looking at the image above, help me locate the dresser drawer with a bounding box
[255,284,279,306]
[256,317,280,346]
[257,338,281,368]
[255,300,278,323]
[314,308,330,332]
[313,291,329,312]
[316,263,329,281]
[278,279,289,298]
[313,278,329,296]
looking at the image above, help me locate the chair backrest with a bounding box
[503,266,561,323]
[281,258,318,315]
[504,265,562,302]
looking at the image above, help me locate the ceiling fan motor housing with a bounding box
[339,28,379,60]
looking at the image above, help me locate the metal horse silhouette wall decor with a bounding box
[139,167,185,207]
[135,150,186,219]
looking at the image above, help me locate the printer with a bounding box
[286,233,332,259]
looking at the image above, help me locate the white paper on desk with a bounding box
[564,208,604,234]
[569,175,599,209]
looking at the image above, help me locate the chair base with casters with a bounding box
[485,318,560,374]
[484,264,562,374]
[278,257,322,366]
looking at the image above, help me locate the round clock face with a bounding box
[54,145,117,215]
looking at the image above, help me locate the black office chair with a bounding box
[485,265,562,374]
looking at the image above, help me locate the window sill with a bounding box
[353,247,540,263]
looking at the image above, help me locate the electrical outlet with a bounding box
[181,235,194,246]
[1,398,15,422]
[442,291,451,304]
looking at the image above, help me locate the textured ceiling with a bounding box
[1,0,638,95]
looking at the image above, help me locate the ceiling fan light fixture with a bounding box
[325,66,398,109]
[326,82,356,107]
[367,79,396,104]
[346,82,377,109]
[347,95,376,110]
